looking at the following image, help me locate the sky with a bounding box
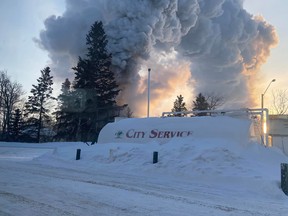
[243,0,288,110]
[0,0,287,116]
[0,0,65,92]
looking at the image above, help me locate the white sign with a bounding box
[97,116,252,144]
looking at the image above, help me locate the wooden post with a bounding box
[76,149,81,160]
[281,163,288,195]
[153,151,158,164]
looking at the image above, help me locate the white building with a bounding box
[269,115,288,155]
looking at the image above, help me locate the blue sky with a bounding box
[243,0,288,89]
[0,0,65,92]
[0,0,287,109]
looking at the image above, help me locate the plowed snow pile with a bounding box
[1,116,288,215]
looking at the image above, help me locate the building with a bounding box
[269,115,288,155]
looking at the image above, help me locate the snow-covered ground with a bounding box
[1,116,288,215]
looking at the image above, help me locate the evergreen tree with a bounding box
[54,78,84,141]
[171,95,187,117]
[192,93,209,116]
[24,67,55,142]
[9,108,23,141]
[71,21,122,142]
[54,78,72,140]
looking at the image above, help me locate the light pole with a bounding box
[261,79,276,110]
[261,78,276,146]
[147,68,151,118]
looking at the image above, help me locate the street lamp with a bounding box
[147,68,151,118]
[261,79,276,110]
[260,78,275,146]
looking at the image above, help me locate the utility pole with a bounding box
[147,68,151,118]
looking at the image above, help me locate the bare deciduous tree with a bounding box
[0,71,24,138]
[204,93,225,110]
[272,89,288,115]
[122,106,133,118]
[190,92,225,111]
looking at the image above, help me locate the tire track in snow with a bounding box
[0,190,76,216]
[0,163,151,216]
[0,162,273,216]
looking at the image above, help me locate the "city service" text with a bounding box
[126,129,194,139]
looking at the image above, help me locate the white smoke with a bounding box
[178,0,277,107]
[37,0,277,115]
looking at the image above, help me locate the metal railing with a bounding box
[161,108,269,146]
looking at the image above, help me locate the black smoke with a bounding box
[36,0,277,115]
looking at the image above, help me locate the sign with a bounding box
[97,116,251,144]
[115,129,194,139]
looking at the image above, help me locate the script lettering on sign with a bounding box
[126,129,146,138]
[149,129,193,138]
[116,129,194,139]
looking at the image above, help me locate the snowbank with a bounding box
[1,115,288,215]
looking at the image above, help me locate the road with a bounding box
[0,146,287,215]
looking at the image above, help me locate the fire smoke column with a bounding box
[36,0,200,115]
[177,0,278,107]
[36,0,277,115]
[103,0,200,108]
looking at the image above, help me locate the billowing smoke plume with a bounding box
[37,0,277,116]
